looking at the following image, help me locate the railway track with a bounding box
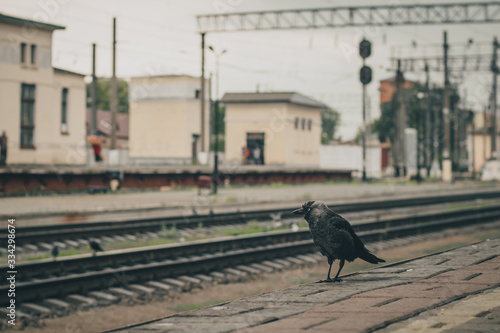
[2,203,500,312]
[2,190,500,249]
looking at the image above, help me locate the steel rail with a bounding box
[3,190,500,248]
[5,204,500,282]
[1,204,499,306]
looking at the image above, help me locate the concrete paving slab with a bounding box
[113,238,500,333]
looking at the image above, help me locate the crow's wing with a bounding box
[325,229,355,261]
[328,213,367,254]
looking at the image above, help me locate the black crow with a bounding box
[89,239,104,256]
[51,245,59,261]
[293,200,385,282]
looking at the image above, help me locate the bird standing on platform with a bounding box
[89,239,104,256]
[293,201,385,282]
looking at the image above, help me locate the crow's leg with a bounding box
[326,262,333,281]
[316,258,334,283]
[332,259,345,282]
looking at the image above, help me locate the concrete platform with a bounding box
[1,182,495,227]
[0,164,351,196]
[107,238,500,333]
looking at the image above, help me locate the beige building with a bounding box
[0,14,86,164]
[0,14,86,165]
[222,92,323,167]
[128,75,209,164]
[469,111,500,172]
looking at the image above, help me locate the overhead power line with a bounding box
[197,2,500,33]
[390,54,496,72]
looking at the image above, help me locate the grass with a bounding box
[168,300,225,312]
[447,199,500,211]
[219,220,277,236]
[20,219,306,263]
[161,224,177,239]
[26,247,88,261]
[22,237,179,262]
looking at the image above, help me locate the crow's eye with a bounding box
[307,208,311,212]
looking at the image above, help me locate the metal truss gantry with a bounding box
[390,54,496,72]
[197,2,500,33]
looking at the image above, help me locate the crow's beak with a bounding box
[292,208,303,215]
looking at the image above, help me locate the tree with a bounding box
[321,107,341,144]
[86,78,129,113]
[372,81,464,169]
[372,82,457,143]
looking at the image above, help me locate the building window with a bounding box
[294,117,299,129]
[30,44,36,64]
[20,43,26,63]
[301,118,305,130]
[20,84,36,148]
[61,88,68,133]
[195,89,200,99]
[308,119,312,131]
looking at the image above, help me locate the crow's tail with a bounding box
[359,250,385,264]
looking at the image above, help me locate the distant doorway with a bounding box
[247,132,265,165]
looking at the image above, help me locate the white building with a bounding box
[0,14,86,165]
[222,92,323,167]
[128,75,209,165]
[319,142,382,178]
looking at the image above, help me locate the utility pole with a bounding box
[416,93,423,182]
[90,43,97,135]
[491,37,498,159]
[110,17,117,150]
[442,31,452,182]
[425,64,431,176]
[208,72,213,141]
[394,59,406,177]
[200,33,206,153]
[454,91,459,169]
[362,72,367,181]
[484,105,488,162]
[359,38,372,181]
[209,46,227,195]
[459,89,468,171]
[471,110,476,178]
[213,100,219,195]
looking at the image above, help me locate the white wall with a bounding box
[319,144,381,178]
[224,102,321,166]
[129,75,210,153]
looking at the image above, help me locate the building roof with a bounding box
[86,109,129,139]
[54,67,86,77]
[131,74,201,80]
[0,13,65,31]
[221,92,325,109]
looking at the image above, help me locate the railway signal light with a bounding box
[360,65,372,85]
[359,39,371,59]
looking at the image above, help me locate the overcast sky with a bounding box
[1,0,498,140]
